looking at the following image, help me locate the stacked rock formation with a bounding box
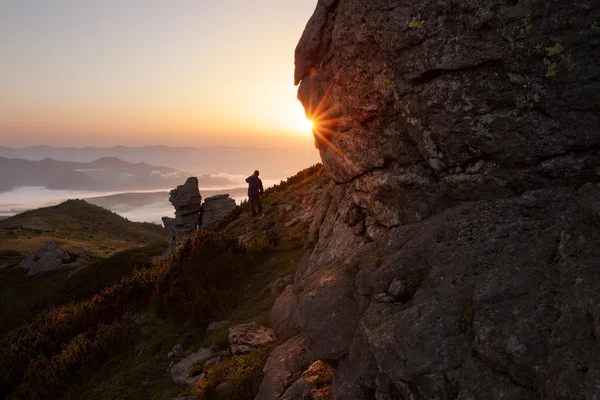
[259,0,600,399]
[162,177,202,248]
[201,194,236,228]
[162,178,239,247]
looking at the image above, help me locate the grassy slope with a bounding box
[0,243,168,335]
[69,166,324,400]
[71,240,306,400]
[0,198,168,334]
[0,165,323,400]
[0,199,166,260]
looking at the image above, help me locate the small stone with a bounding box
[168,352,174,358]
[172,344,184,358]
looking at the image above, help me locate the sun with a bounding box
[301,118,315,134]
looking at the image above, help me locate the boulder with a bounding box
[171,348,213,386]
[255,335,311,400]
[229,322,276,355]
[201,194,236,227]
[162,177,202,248]
[270,285,300,335]
[20,241,70,276]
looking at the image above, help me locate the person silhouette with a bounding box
[245,170,264,216]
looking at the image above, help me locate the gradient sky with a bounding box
[0,0,317,148]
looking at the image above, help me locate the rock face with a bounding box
[162,177,202,248]
[256,335,311,400]
[20,241,70,276]
[201,194,236,228]
[287,0,600,398]
[270,285,300,335]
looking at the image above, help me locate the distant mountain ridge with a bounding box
[0,145,320,178]
[0,156,238,193]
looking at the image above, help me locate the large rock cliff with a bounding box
[287,0,600,398]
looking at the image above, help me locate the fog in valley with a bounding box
[0,146,297,223]
[0,186,253,224]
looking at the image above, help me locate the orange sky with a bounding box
[0,1,318,148]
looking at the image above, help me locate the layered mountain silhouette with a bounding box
[0,156,238,193]
[0,145,320,178]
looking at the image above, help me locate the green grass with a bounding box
[0,199,166,258]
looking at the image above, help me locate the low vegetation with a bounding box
[0,243,167,335]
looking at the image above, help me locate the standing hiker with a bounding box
[246,170,264,216]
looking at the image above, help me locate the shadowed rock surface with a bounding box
[19,241,70,276]
[278,0,600,398]
[270,285,300,335]
[256,335,311,400]
[162,177,202,248]
[201,194,236,228]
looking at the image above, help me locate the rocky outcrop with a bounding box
[20,241,70,276]
[201,194,236,228]
[162,179,239,246]
[162,177,202,248]
[229,322,277,355]
[284,0,600,398]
